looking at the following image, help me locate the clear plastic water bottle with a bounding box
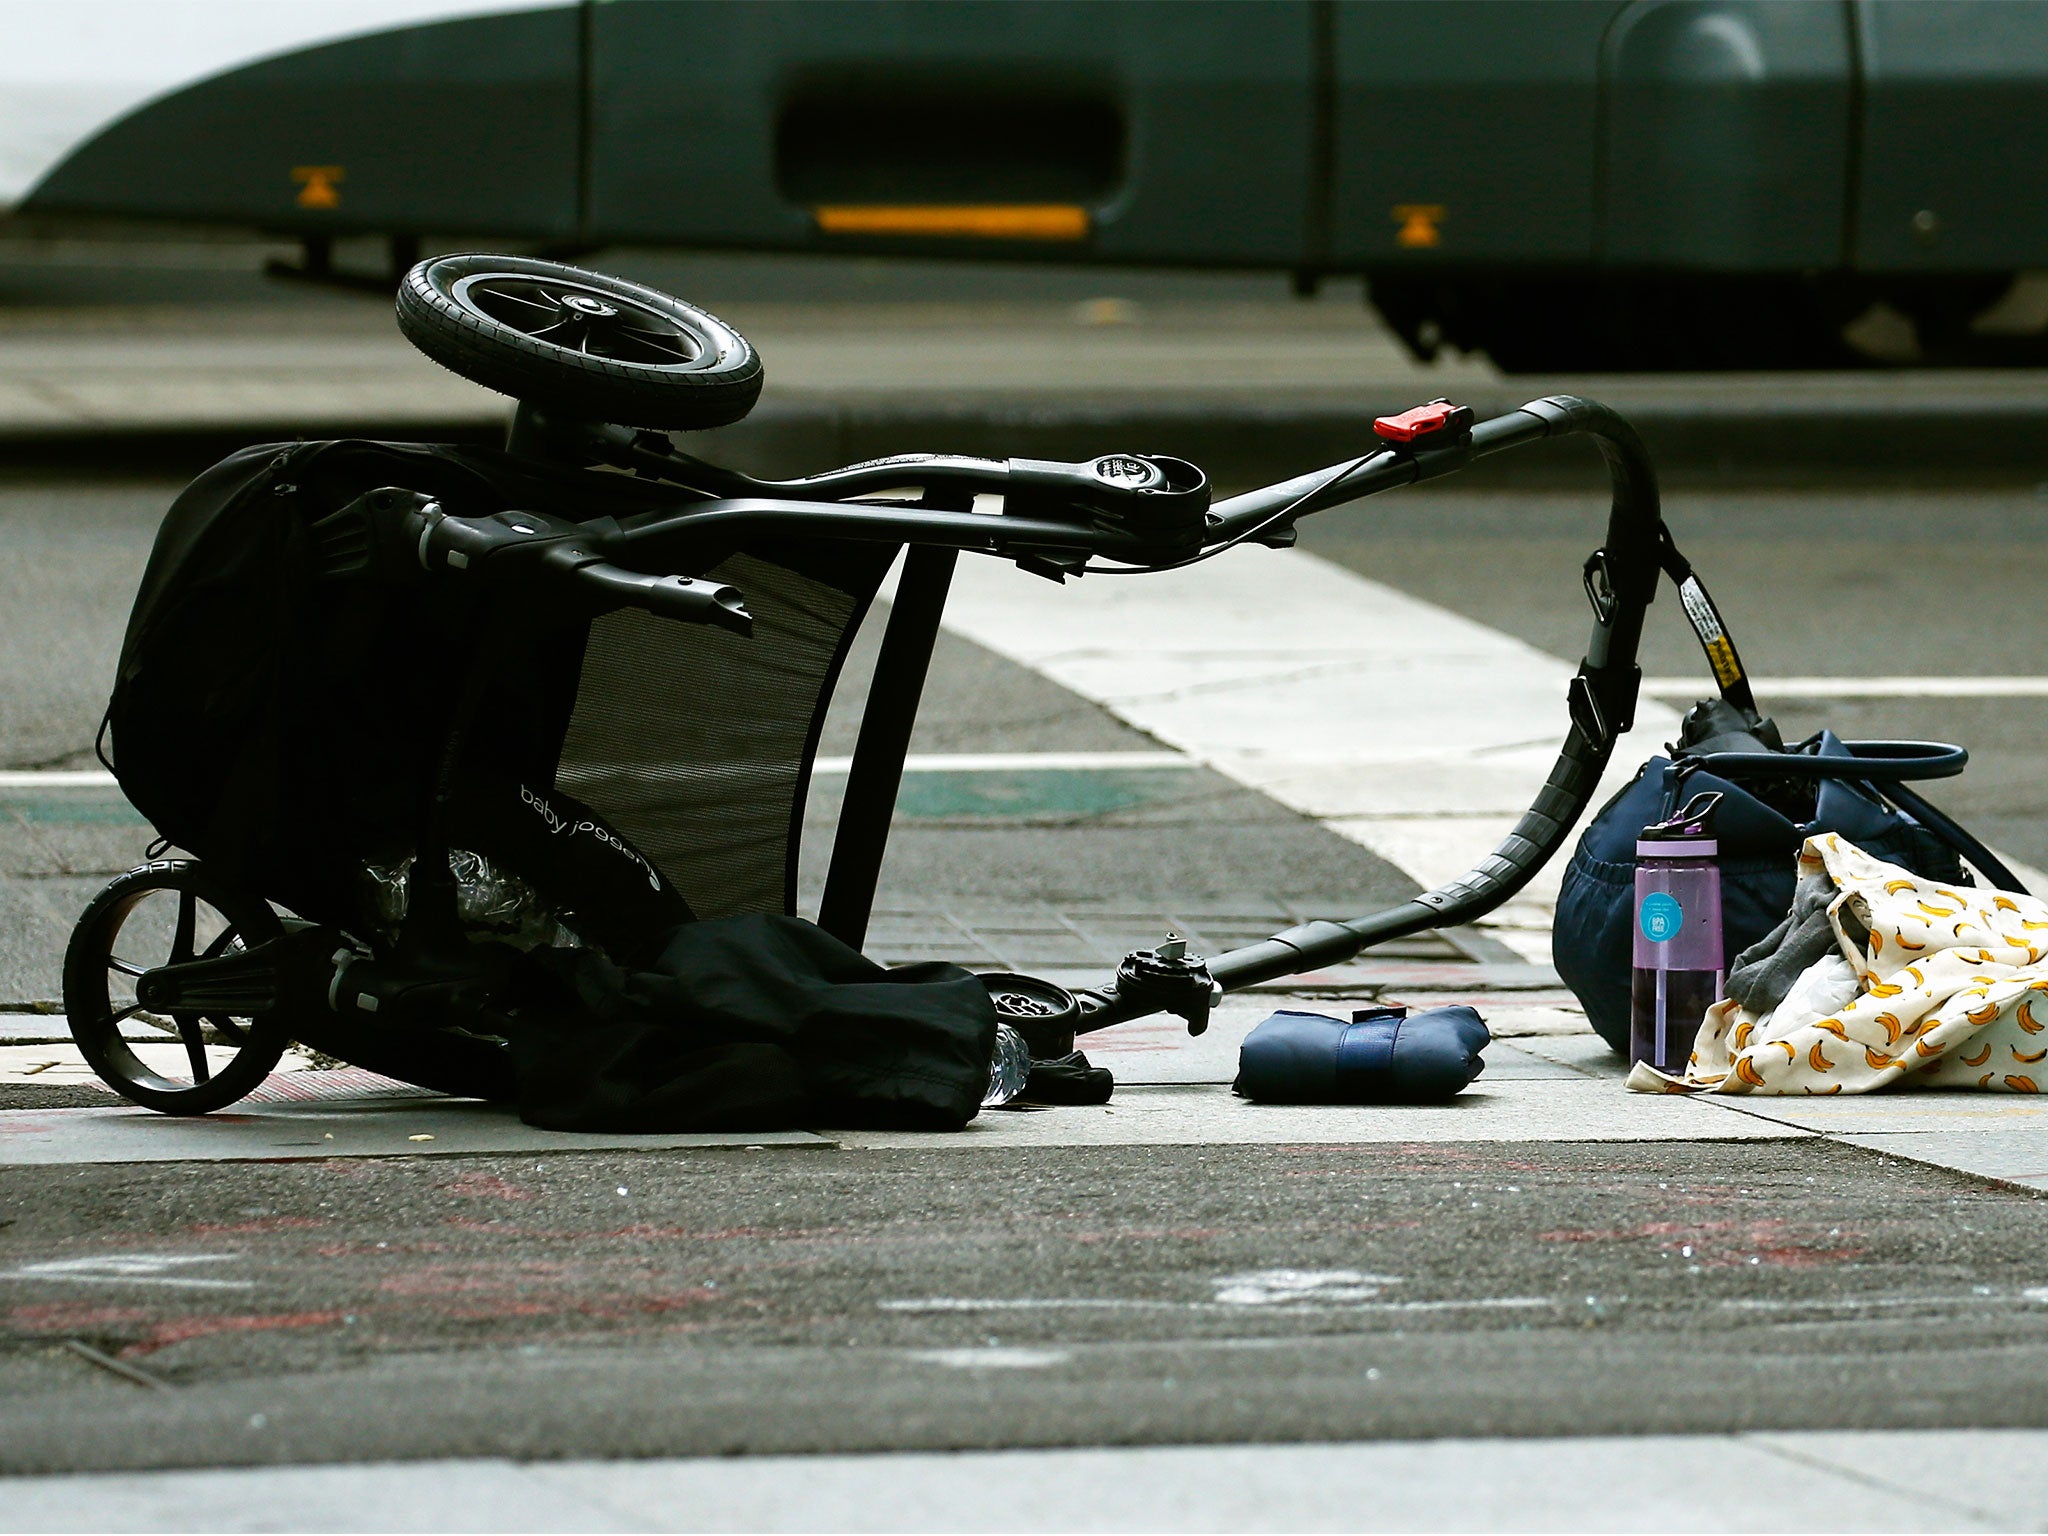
[982,1021,1032,1107]
[1631,791,1726,1075]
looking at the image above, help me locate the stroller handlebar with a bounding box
[544,549,754,635]
[416,506,754,633]
[1071,393,1666,1027]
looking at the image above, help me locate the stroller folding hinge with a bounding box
[1110,935,1222,1035]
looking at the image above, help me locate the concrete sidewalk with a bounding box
[2,297,2044,479]
[6,1428,2039,1532]
[10,1010,2047,1201]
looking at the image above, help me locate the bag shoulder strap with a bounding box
[1653,529,2027,894]
[1688,739,1969,783]
[1657,526,1758,718]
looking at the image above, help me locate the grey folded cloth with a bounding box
[1725,868,1867,1018]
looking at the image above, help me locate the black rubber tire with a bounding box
[64,862,292,1116]
[396,253,763,430]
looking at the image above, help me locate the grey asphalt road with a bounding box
[6,448,2048,1474]
[3,1140,2046,1476]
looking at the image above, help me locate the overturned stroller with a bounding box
[68,254,1689,1130]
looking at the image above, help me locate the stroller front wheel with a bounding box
[397,253,762,431]
[63,862,292,1115]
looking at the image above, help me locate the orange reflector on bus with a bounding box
[813,204,1089,240]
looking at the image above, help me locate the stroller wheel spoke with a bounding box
[176,1018,211,1083]
[615,327,695,360]
[205,1013,249,1047]
[622,339,693,364]
[107,955,146,978]
[484,289,558,315]
[171,890,196,964]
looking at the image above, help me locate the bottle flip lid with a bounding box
[1637,789,1722,859]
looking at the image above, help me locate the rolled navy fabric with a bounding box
[1233,1005,1489,1103]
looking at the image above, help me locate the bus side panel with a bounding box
[1330,0,1624,267]
[22,8,579,238]
[1601,0,1851,270]
[586,0,1316,265]
[1855,0,2048,271]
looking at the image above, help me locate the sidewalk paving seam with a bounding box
[1737,1433,2008,1530]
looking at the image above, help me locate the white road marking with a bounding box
[881,1297,1179,1313]
[0,1253,251,1289]
[878,1294,1552,1315]
[1210,1269,1399,1306]
[905,1347,1072,1370]
[1647,675,2048,699]
[813,751,1191,774]
[941,547,1680,962]
[1722,1293,2016,1313]
[0,756,1195,793]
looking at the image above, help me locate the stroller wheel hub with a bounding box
[979,972,1082,1059]
[560,293,618,319]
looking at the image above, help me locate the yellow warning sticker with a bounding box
[1705,636,1743,688]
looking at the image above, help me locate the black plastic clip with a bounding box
[1582,549,1618,625]
[1568,664,1640,753]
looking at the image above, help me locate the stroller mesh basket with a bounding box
[557,545,888,921]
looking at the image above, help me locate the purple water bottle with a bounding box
[1631,791,1725,1075]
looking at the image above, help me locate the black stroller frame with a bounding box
[74,395,1665,1109]
[540,392,1665,1040]
[66,259,1682,1115]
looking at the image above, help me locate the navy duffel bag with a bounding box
[1553,699,2014,1055]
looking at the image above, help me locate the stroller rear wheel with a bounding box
[63,862,292,1115]
[397,253,763,431]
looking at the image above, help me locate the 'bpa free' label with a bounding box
[1639,892,1683,942]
